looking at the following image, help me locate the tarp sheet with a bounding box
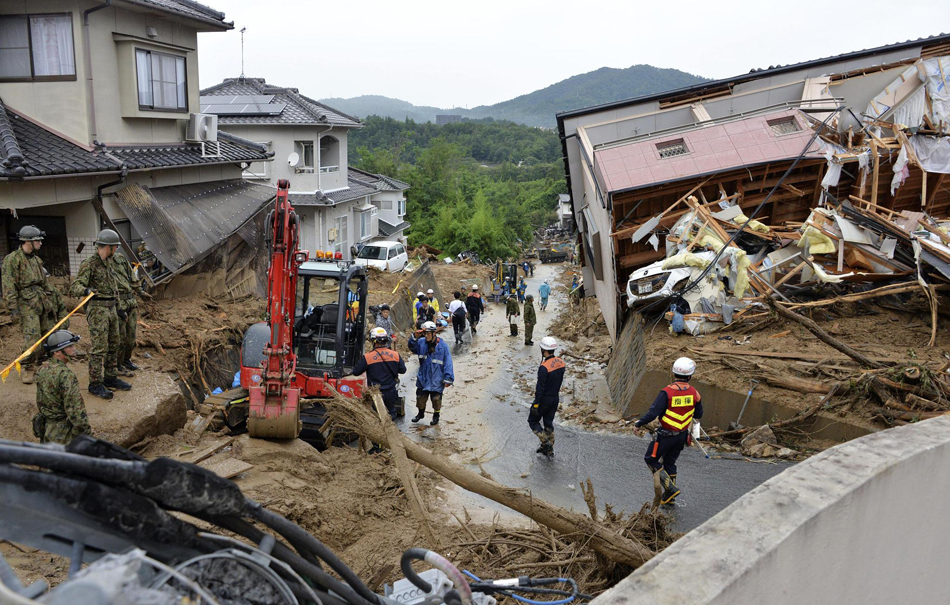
[114,180,276,274]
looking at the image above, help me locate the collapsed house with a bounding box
[557,34,950,339]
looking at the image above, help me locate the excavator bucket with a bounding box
[248,385,302,438]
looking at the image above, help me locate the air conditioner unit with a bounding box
[186,113,218,142]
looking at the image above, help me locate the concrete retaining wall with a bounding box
[593,415,950,605]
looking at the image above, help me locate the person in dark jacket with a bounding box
[529,337,565,457]
[408,321,454,426]
[634,357,704,507]
[523,294,537,345]
[448,291,467,345]
[505,295,520,337]
[465,284,486,335]
[352,327,407,420]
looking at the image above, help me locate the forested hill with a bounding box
[348,116,561,166]
[322,64,706,128]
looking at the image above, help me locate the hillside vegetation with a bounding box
[350,117,565,260]
[324,64,706,127]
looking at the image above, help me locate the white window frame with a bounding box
[295,140,314,173]
[397,198,406,217]
[358,206,378,241]
[333,215,348,256]
[242,141,272,179]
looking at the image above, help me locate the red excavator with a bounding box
[209,179,368,444]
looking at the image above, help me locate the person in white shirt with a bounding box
[448,291,467,345]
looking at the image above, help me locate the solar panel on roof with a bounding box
[199,94,275,105]
[199,102,286,116]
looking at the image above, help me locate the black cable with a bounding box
[400,548,433,593]
[0,443,144,484]
[247,502,380,605]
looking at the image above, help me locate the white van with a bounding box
[354,241,409,272]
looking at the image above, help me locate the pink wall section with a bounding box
[595,110,822,193]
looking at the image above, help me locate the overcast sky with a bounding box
[198,0,949,109]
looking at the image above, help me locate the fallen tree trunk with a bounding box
[767,298,884,369]
[324,393,655,569]
[765,375,847,395]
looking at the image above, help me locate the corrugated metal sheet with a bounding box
[114,179,275,274]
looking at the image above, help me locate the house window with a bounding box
[379,200,393,211]
[319,136,340,173]
[0,14,76,81]
[656,139,689,159]
[767,116,802,136]
[359,207,377,240]
[135,49,186,111]
[295,141,314,172]
[398,198,406,216]
[333,216,348,256]
[243,141,271,179]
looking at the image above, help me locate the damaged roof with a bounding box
[557,33,950,123]
[200,78,362,127]
[596,109,822,194]
[114,179,275,274]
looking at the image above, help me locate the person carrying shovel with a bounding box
[634,357,704,507]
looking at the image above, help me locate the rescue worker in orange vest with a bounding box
[634,357,703,506]
[529,337,566,457]
[352,327,407,421]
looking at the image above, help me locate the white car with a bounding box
[354,241,408,272]
[626,251,715,307]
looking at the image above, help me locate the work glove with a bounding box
[83,288,93,297]
[691,421,701,440]
[117,309,128,320]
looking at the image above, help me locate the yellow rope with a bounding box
[1,292,95,382]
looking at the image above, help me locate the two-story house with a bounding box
[200,77,410,259]
[0,0,273,293]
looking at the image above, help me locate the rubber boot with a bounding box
[412,411,424,423]
[658,469,680,505]
[89,382,114,400]
[116,366,134,377]
[430,413,440,426]
[103,376,132,391]
[667,474,677,504]
[20,367,34,385]
[123,360,140,371]
[544,430,555,457]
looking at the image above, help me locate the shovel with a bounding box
[729,379,760,431]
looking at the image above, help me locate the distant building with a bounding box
[436,114,462,125]
[557,194,575,231]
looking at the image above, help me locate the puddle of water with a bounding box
[624,370,873,443]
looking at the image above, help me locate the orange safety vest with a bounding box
[659,382,700,432]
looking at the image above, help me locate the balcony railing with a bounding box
[319,165,340,173]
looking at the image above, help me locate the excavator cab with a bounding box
[294,261,368,377]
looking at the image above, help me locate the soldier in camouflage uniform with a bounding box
[34,330,91,445]
[1,225,68,384]
[69,229,132,399]
[111,250,144,374]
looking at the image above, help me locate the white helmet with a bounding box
[417,291,425,298]
[370,327,389,341]
[540,336,558,351]
[672,357,696,377]
[472,284,479,290]
[427,289,434,295]
[422,321,437,332]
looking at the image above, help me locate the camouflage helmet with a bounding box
[18,225,45,241]
[94,229,121,246]
[44,330,81,353]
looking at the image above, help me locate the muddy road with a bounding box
[394,262,790,532]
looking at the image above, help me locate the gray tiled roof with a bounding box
[201,78,361,127]
[119,0,232,29]
[379,219,410,237]
[349,167,410,191]
[0,99,122,178]
[106,132,272,170]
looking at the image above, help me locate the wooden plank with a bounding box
[199,457,254,480]
[871,141,880,207]
[617,249,666,269]
[177,437,235,465]
[610,180,711,240]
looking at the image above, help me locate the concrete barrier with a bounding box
[593,415,950,605]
